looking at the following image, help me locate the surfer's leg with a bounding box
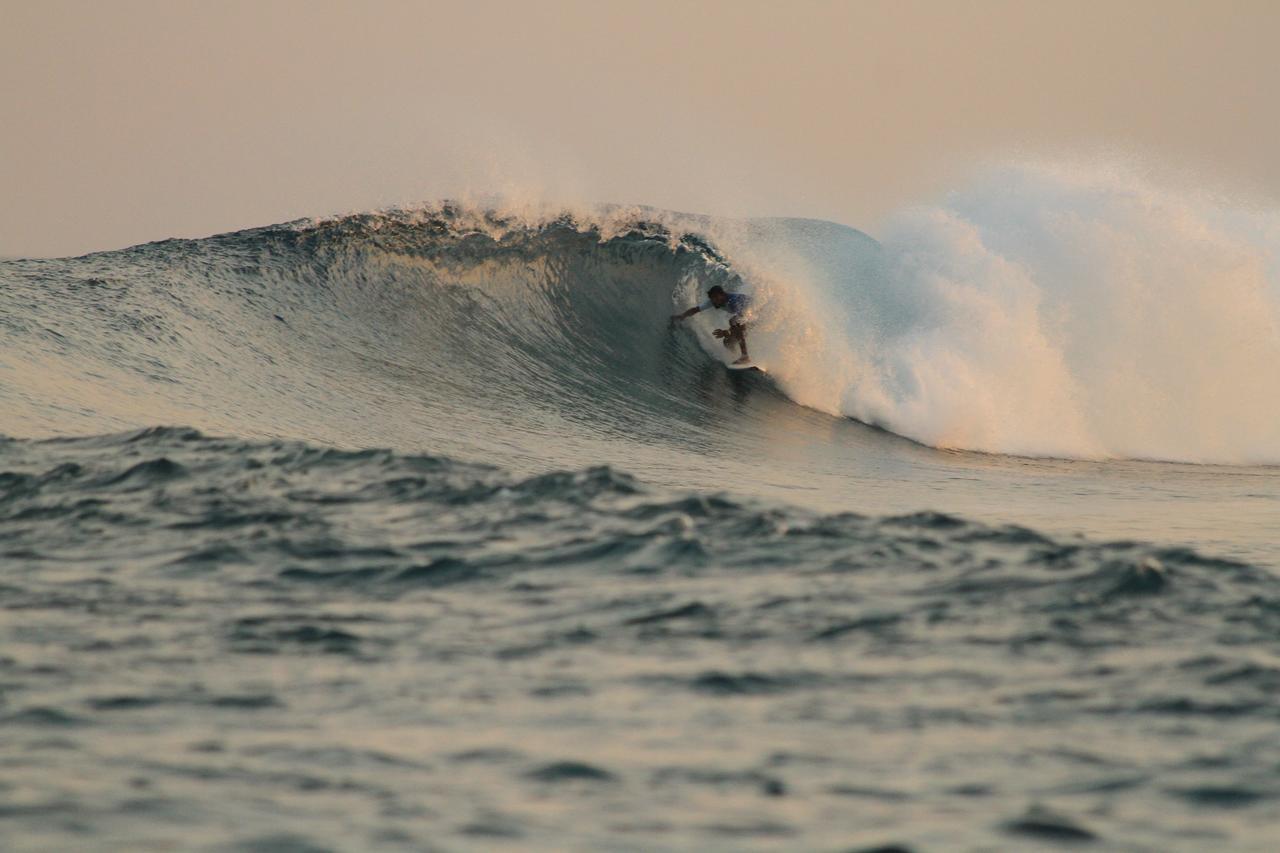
[730,319,749,362]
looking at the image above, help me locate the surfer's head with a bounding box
[706,285,728,308]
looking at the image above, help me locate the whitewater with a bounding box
[2,162,1280,850]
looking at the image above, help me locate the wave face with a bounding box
[0,205,763,455]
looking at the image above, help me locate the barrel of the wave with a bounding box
[670,283,763,370]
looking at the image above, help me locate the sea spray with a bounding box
[755,163,1280,462]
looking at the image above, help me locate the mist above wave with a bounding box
[761,162,1280,463]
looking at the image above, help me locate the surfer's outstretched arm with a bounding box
[670,306,701,326]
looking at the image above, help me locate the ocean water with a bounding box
[2,164,1279,850]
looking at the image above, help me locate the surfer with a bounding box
[670,285,752,365]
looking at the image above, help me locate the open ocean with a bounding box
[3,164,1279,850]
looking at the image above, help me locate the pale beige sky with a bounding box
[3,0,1278,257]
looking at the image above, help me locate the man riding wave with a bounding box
[670,284,752,365]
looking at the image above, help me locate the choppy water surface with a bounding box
[3,428,1279,851]
[3,165,1280,850]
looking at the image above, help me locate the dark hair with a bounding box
[707,285,726,297]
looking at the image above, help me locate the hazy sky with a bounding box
[3,0,1279,257]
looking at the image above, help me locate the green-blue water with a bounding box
[2,195,1279,850]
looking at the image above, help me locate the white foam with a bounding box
[754,162,1280,463]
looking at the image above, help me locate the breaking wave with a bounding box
[2,162,1278,465]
